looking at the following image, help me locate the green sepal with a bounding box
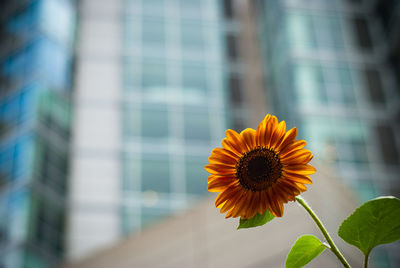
[237,210,274,229]
[285,235,327,268]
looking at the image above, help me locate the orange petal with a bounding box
[209,151,238,166]
[281,149,313,165]
[242,191,258,219]
[256,192,266,214]
[283,172,313,184]
[220,190,243,213]
[279,140,307,157]
[285,164,316,175]
[265,116,278,147]
[259,191,269,215]
[207,175,236,183]
[208,177,236,192]
[215,183,241,207]
[276,127,297,152]
[270,120,286,148]
[211,148,239,162]
[222,139,242,157]
[240,128,256,151]
[226,129,247,154]
[266,189,281,217]
[204,164,236,175]
[231,191,251,218]
[255,114,271,146]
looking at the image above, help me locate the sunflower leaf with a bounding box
[237,211,274,229]
[338,196,400,257]
[285,235,327,268]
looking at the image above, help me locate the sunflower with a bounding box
[205,114,316,219]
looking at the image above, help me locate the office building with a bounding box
[68,0,229,260]
[254,0,400,200]
[253,0,400,265]
[0,0,75,267]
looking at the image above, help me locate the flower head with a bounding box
[205,114,316,219]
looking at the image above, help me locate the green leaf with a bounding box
[237,210,274,229]
[285,235,327,268]
[338,196,400,256]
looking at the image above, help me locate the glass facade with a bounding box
[120,0,227,233]
[255,0,399,266]
[0,0,75,267]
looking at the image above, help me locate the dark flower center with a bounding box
[236,147,282,191]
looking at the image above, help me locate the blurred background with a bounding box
[0,0,399,267]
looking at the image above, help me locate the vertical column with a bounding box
[67,0,122,260]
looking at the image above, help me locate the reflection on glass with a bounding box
[142,154,170,193]
[185,156,208,195]
[183,108,211,141]
[141,105,169,138]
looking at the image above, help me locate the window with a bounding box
[179,0,202,18]
[183,108,211,141]
[223,0,234,19]
[352,17,372,49]
[294,63,326,105]
[182,63,207,92]
[142,59,166,89]
[364,68,385,105]
[141,154,170,193]
[141,105,169,138]
[376,124,399,165]
[142,18,165,45]
[287,13,317,50]
[142,0,165,16]
[325,65,355,105]
[185,156,208,195]
[226,34,239,61]
[228,74,242,105]
[181,21,205,51]
[123,105,139,137]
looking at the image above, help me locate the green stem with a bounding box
[296,196,351,268]
[364,251,370,268]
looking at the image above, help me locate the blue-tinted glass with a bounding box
[4,38,70,89]
[141,154,170,193]
[122,206,140,234]
[1,95,19,123]
[0,144,13,179]
[181,21,204,50]
[142,0,165,16]
[8,188,29,241]
[294,63,327,104]
[142,18,165,44]
[179,0,203,18]
[141,105,168,138]
[286,13,317,50]
[328,16,345,49]
[38,0,75,46]
[13,135,33,181]
[38,38,70,89]
[182,63,207,92]
[185,156,208,195]
[123,105,139,137]
[142,59,166,89]
[19,83,39,123]
[183,108,211,141]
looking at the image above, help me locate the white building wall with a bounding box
[67,0,122,260]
